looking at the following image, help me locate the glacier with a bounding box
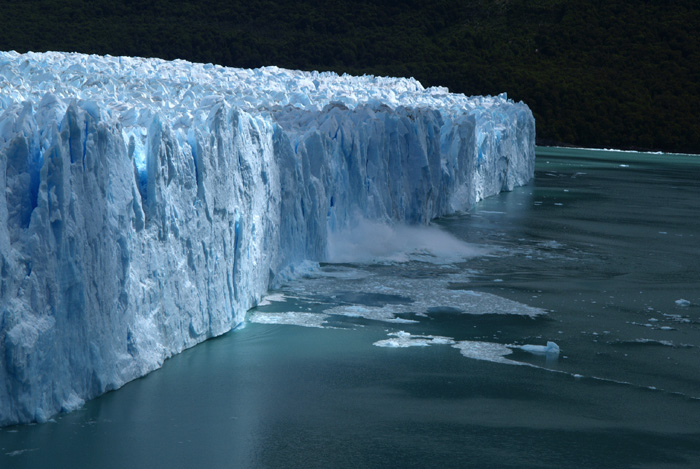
[0,51,535,426]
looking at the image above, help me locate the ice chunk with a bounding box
[280,267,547,321]
[257,293,288,306]
[519,341,560,355]
[373,331,456,348]
[326,305,420,324]
[675,299,691,307]
[248,312,329,328]
[610,339,676,347]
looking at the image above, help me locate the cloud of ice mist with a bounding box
[326,218,485,263]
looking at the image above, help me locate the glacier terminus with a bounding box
[0,51,535,425]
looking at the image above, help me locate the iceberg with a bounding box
[519,341,561,355]
[0,51,535,425]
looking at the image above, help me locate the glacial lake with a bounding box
[2,147,699,468]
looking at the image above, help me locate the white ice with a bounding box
[277,265,546,324]
[247,312,329,329]
[0,51,535,425]
[256,293,289,307]
[518,341,560,355]
[452,340,523,365]
[373,331,456,348]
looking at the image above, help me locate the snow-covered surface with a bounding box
[0,51,535,425]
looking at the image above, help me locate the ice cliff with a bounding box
[0,51,535,425]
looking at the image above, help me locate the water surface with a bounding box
[2,147,699,468]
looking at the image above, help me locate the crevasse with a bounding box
[0,51,535,425]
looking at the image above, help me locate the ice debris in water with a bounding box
[0,51,535,425]
[256,293,288,306]
[248,312,329,328]
[280,266,547,322]
[675,299,691,307]
[356,330,567,369]
[518,341,560,355]
[611,339,676,347]
[452,340,522,365]
[373,331,456,348]
[326,305,420,324]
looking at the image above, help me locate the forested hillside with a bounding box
[1,0,698,153]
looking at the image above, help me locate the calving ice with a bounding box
[0,51,535,425]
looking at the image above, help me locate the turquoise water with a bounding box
[1,147,699,468]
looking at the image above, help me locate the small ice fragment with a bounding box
[430,337,456,345]
[675,299,691,307]
[619,164,629,168]
[257,293,287,306]
[248,312,329,328]
[519,341,560,355]
[373,331,455,348]
[452,340,520,365]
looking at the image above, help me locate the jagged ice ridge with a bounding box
[0,51,535,425]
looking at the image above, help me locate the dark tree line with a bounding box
[1,0,698,153]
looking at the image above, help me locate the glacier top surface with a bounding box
[0,51,512,130]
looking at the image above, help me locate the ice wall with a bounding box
[0,51,535,425]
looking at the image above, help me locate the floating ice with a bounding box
[325,305,419,324]
[0,51,535,425]
[248,312,329,328]
[257,293,289,307]
[452,340,522,365]
[5,448,39,457]
[518,341,560,355]
[373,331,456,348]
[663,313,691,324]
[610,339,677,347]
[675,299,691,307]
[279,265,546,322]
[380,335,590,380]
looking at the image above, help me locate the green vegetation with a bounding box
[1,0,698,153]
